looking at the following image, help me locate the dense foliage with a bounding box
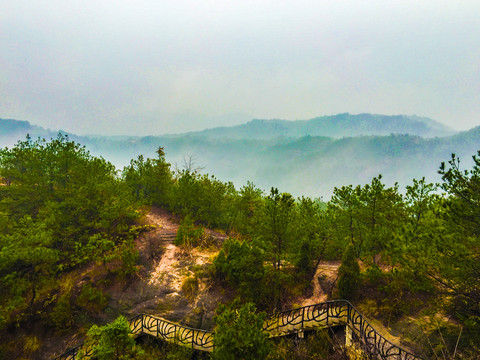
[0,135,139,341]
[212,301,269,360]
[82,316,144,360]
[337,244,360,300]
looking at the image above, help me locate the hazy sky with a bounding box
[1,0,479,135]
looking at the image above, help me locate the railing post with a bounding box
[301,307,305,330]
[360,317,365,348]
[345,302,352,349]
[345,324,353,347]
[347,302,351,325]
[277,311,281,333]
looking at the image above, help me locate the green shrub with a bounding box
[50,293,74,331]
[76,283,108,313]
[268,328,332,359]
[362,263,383,285]
[213,238,265,302]
[115,239,139,278]
[175,216,205,247]
[213,301,270,360]
[82,316,144,360]
[181,276,198,301]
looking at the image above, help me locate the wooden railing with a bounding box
[265,300,423,360]
[129,313,215,352]
[54,300,423,360]
[54,314,214,359]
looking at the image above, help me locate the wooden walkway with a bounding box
[55,300,423,360]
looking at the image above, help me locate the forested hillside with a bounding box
[0,134,479,359]
[0,115,471,198]
[84,127,480,198]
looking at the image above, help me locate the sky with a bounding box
[1,0,479,136]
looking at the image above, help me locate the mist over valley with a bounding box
[2,113,478,198]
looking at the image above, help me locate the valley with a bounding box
[2,114,479,198]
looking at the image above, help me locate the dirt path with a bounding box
[106,207,227,323]
[300,261,341,306]
[144,207,179,232]
[148,243,183,290]
[296,260,410,352]
[130,208,224,316]
[143,208,224,290]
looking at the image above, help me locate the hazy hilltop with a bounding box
[188,113,456,140]
[0,118,100,162]
[1,115,477,198]
[0,118,68,147]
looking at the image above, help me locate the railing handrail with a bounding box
[265,300,422,359]
[136,313,214,334]
[54,300,423,360]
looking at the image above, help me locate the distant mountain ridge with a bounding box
[0,118,57,147]
[0,118,32,133]
[0,118,80,148]
[1,113,455,142]
[187,113,456,139]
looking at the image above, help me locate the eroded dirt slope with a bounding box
[107,207,228,329]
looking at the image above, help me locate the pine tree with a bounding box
[337,243,360,300]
